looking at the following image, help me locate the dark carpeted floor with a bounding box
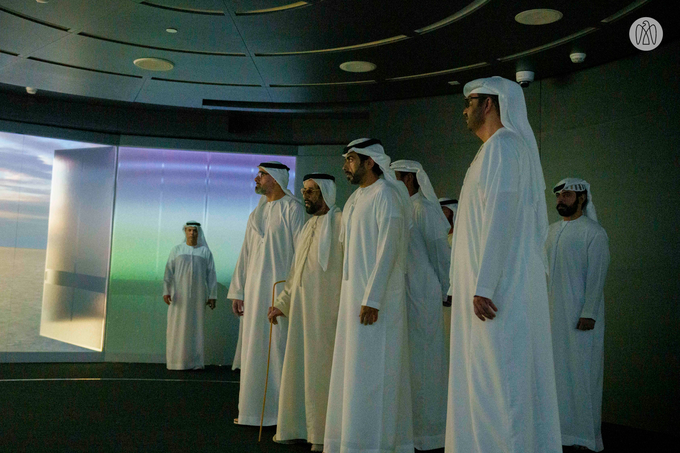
[0,363,674,452]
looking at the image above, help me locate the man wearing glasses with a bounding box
[268,173,343,452]
[445,77,562,452]
[228,161,305,427]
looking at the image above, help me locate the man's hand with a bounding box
[268,307,284,325]
[163,295,171,305]
[473,295,497,321]
[576,318,595,331]
[206,299,216,310]
[359,306,379,325]
[232,299,244,317]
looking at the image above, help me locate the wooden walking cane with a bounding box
[259,279,286,442]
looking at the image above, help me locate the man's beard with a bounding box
[466,107,485,132]
[255,184,265,195]
[305,198,323,215]
[556,201,578,217]
[345,165,366,185]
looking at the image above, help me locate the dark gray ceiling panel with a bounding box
[0,0,128,31]
[80,1,246,54]
[267,84,379,103]
[29,34,261,84]
[136,78,271,107]
[0,59,145,102]
[0,0,676,107]
[0,52,17,72]
[141,0,227,12]
[0,10,69,55]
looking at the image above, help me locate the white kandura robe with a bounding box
[163,243,217,370]
[274,211,343,445]
[231,320,242,370]
[546,216,610,452]
[406,191,449,450]
[228,194,306,426]
[324,178,413,453]
[443,225,455,355]
[446,128,562,453]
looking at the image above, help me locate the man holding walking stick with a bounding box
[228,162,305,426]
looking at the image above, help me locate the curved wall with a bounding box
[0,40,678,436]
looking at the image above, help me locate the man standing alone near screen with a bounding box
[163,221,217,370]
[228,162,305,426]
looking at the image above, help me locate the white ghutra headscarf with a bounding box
[340,138,413,280]
[464,76,549,270]
[258,161,298,200]
[553,177,598,222]
[181,221,209,249]
[439,197,458,219]
[390,159,450,235]
[342,138,413,225]
[304,173,339,271]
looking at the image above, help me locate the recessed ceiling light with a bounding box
[36,0,49,4]
[448,81,460,85]
[515,9,563,25]
[133,58,174,71]
[340,61,377,73]
[26,87,37,94]
[166,28,178,34]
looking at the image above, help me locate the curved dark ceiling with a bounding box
[0,0,676,108]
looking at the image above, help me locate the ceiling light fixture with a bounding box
[497,27,598,62]
[166,28,178,34]
[339,61,377,73]
[26,87,37,94]
[515,9,563,25]
[133,57,174,71]
[415,0,491,34]
[236,2,310,16]
[36,0,49,4]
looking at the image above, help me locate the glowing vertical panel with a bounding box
[105,148,295,362]
[40,147,117,351]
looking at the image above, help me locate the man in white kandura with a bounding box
[391,160,450,450]
[228,161,306,426]
[163,221,217,370]
[324,138,414,453]
[547,178,610,452]
[438,197,457,354]
[446,76,562,453]
[268,173,343,452]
